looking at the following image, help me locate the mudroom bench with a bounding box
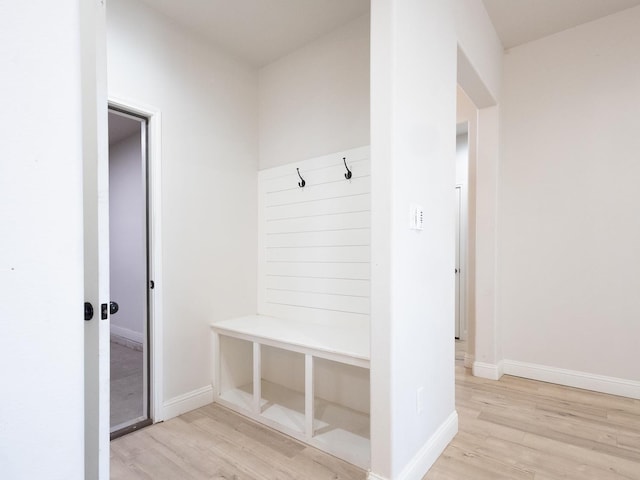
[210,314,370,469]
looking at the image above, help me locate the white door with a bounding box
[82,1,110,478]
[454,186,461,339]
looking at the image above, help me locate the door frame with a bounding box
[109,96,164,423]
[455,185,461,339]
[455,183,467,341]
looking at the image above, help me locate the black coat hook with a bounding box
[343,157,352,180]
[297,168,306,188]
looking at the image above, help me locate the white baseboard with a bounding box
[111,324,143,344]
[368,411,458,480]
[397,411,458,480]
[463,353,474,369]
[503,360,640,400]
[162,385,214,421]
[368,472,387,480]
[472,360,504,380]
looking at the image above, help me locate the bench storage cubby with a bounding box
[211,315,370,468]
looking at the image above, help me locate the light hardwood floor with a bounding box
[111,341,640,479]
[111,403,365,479]
[427,342,640,479]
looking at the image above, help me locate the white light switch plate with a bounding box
[409,204,424,230]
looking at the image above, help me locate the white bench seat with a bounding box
[211,314,369,368]
[210,314,371,469]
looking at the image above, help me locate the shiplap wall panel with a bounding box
[266,246,370,263]
[263,159,370,193]
[260,148,370,182]
[265,194,370,221]
[258,146,370,328]
[265,276,370,298]
[265,290,370,315]
[266,211,370,234]
[266,176,370,207]
[266,229,370,248]
[263,303,369,327]
[265,262,370,280]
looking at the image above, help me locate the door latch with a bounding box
[84,302,94,321]
[100,302,119,320]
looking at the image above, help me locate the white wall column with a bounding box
[370,0,458,478]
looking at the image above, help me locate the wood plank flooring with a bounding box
[111,403,364,479]
[426,342,640,479]
[111,341,640,479]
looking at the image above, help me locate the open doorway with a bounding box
[454,184,462,339]
[108,107,152,438]
[454,121,469,369]
[454,122,469,342]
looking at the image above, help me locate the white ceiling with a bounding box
[138,0,370,67]
[132,0,640,66]
[482,0,640,49]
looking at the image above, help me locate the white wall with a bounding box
[371,0,457,478]
[0,1,86,477]
[259,14,370,169]
[108,0,259,407]
[499,6,640,387]
[109,131,146,342]
[369,1,503,477]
